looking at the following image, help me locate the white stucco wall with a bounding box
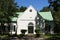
[17,20,36,34]
[18,5,37,20]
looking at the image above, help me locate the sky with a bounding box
[15,0,49,11]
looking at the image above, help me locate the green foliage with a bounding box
[35,29,40,33]
[0,0,18,34]
[52,11,60,33]
[8,34,17,37]
[44,34,60,39]
[0,0,18,23]
[35,29,40,37]
[19,34,24,37]
[8,34,13,37]
[19,6,27,12]
[48,0,60,11]
[0,35,8,38]
[40,0,60,33]
[20,29,27,37]
[40,6,51,12]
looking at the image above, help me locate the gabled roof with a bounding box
[16,12,23,16]
[39,12,53,21]
[11,12,23,22]
[18,5,37,20]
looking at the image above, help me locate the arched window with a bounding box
[14,25,15,31]
[28,22,33,26]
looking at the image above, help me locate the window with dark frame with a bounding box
[14,25,15,31]
[29,9,32,12]
[28,22,34,33]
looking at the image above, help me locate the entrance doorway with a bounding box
[28,22,34,33]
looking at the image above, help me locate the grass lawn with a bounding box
[0,35,8,38]
[0,34,60,39]
[43,34,60,39]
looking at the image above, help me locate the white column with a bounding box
[43,20,45,34]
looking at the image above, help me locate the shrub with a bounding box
[13,34,17,37]
[35,29,40,37]
[35,29,40,33]
[8,34,17,37]
[19,34,24,37]
[8,34,13,37]
[20,29,27,37]
[21,29,27,34]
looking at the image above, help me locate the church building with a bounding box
[0,5,54,35]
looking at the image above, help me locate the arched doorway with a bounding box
[28,22,34,33]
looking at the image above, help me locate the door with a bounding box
[28,22,34,33]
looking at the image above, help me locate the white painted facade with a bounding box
[17,5,37,34]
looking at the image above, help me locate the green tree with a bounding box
[0,0,18,34]
[48,0,60,33]
[48,0,60,11]
[19,6,27,12]
[40,6,51,12]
